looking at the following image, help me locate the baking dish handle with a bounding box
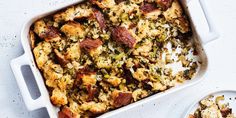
[11,54,44,111]
[198,0,219,44]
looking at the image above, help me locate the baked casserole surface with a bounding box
[31,0,199,117]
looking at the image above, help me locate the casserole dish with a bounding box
[11,0,219,117]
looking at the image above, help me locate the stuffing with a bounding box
[133,39,153,56]
[89,45,103,57]
[65,43,81,61]
[34,20,62,41]
[163,0,190,33]
[57,74,73,90]
[79,38,103,56]
[140,3,159,15]
[80,102,107,114]
[125,58,135,68]
[92,9,107,31]
[111,90,133,108]
[31,0,199,117]
[33,20,47,38]
[60,21,85,40]
[130,0,144,4]
[133,68,148,81]
[189,95,235,118]
[43,61,63,88]
[51,88,68,106]
[81,73,97,86]
[58,107,79,118]
[163,0,182,21]
[96,56,112,69]
[29,30,36,49]
[33,41,52,69]
[137,19,161,39]
[89,0,116,9]
[106,75,122,87]
[173,16,190,33]
[156,0,173,10]
[74,3,93,19]
[111,26,136,48]
[107,2,140,24]
[144,9,162,20]
[132,89,148,101]
[201,106,222,118]
[54,4,93,23]
[54,6,75,23]
[152,81,167,91]
[86,85,99,101]
[54,49,69,67]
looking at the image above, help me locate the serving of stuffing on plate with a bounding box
[30,0,199,117]
[188,95,235,118]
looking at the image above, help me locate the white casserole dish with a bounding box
[10,0,219,117]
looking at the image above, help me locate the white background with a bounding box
[0,0,236,118]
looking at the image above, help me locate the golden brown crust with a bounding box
[33,42,52,69]
[106,76,122,87]
[80,102,107,114]
[64,43,81,61]
[60,21,85,39]
[53,6,76,23]
[33,20,47,38]
[51,88,68,106]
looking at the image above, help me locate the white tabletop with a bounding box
[1,0,236,118]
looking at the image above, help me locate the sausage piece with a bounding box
[43,26,61,41]
[54,49,69,67]
[112,91,133,108]
[140,3,157,13]
[156,0,173,10]
[220,108,232,117]
[58,107,79,118]
[111,26,136,48]
[86,85,99,101]
[93,9,107,31]
[80,38,103,52]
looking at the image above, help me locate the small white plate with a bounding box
[184,90,236,118]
